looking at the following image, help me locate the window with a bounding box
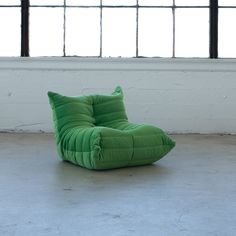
[0,1,21,56]
[0,0,235,58]
[218,0,236,58]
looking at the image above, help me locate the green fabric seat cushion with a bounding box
[48,87,175,170]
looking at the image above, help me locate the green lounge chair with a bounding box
[48,86,175,170]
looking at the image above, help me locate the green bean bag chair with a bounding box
[48,86,175,170]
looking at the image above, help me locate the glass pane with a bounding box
[102,9,136,57]
[139,9,173,57]
[175,9,209,57]
[139,0,173,6]
[175,0,209,6]
[30,8,64,56]
[66,0,100,6]
[103,0,136,5]
[219,9,236,57]
[0,8,20,56]
[0,0,20,5]
[66,9,100,56]
[30,0,64,5]
[219,0,236,6]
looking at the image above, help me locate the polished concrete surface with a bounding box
[0,133,235,236]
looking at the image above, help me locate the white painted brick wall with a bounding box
[0,58,236,134]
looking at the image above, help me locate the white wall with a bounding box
[0,57,236,134]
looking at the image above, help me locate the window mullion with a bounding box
[172,0,175,58]
[63,0,66,56]
[100,0,102,57]
[210,0,218,58]
[21,0,29,57]
[136,0,139,57]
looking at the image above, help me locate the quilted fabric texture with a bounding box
[48,86,175,170]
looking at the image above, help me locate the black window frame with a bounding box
[21,0,29,56]
[210,0,218,58]
[0,0,233,58]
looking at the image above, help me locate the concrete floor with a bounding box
[0,133,235,236]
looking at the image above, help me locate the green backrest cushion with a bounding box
[92,86,128,126]
[48,86,126,129]
[48,91,94,140]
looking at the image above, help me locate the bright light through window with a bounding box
[103,0,136,5]
[30,8,64,56]
[66,8,100,56]
[66,0,100,6]
[139,0,172,6]
[0,2,236,58]
[139,9,173,57]
[175,9,209,57]
[102,8,136,57]
[30,0,64,5]
[175,0,209,6]
[0,8,20,56]
[219,0,236,6]
[0,0,20,5]
[219,9,236,58]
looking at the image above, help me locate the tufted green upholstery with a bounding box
[48,87,175,170]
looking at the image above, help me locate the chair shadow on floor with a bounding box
[53,159,173,192]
